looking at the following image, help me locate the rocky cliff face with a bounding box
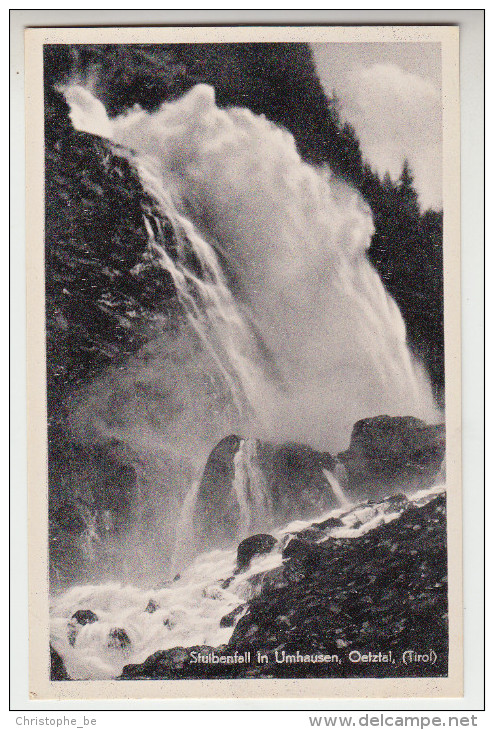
[45,88,182,587]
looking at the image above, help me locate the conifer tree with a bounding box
[397,159,420,216]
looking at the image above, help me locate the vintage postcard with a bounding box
[25,25,461,700]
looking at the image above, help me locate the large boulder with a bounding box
[265,442,338,520]
[195,435,242,544]
[338,416,445,498]
[236,533,277,572]
[196,436,341,546]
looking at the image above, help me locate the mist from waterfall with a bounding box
[64,83,439,460]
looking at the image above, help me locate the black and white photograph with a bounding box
[23,24,463,700]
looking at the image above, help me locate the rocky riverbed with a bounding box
[51,484,447,681]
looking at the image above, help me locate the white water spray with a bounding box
[170,479,201,575]
[64,83,439,454]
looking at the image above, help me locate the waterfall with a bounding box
[322,468,350,507]
[64,83,439,456]
[55,82,445,585]
[231,439,273,539]
[50,484,446,680]
[47,80,445,682]
[242,439,273,523]
[137,166,268,427]
[169,479,201,575]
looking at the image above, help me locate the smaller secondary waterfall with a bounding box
[322,467,350,507]
[231,439,273,539]
[170,479,201,575]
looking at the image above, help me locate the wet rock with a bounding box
[145,599,159,613]
[195,436,341,548]
[312,516,343,530]
[384,493,409,505]
[67,624,77,648]
[266,442,338,520]
[297,526,325,541]
[72,609,98,625]
[282,537,324,562]
[338,416,445,497]
[236,534,277,571]
[227,494,448,677]
[220,604,246,628]
[68,609,99,646]
[282,537,327,583]
[195,435,242,544]
[260,565,287,591]
[108,628,131,649]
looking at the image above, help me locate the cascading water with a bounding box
[64,83,439,456]
[169,479,201,575]
[49,82,444,677]
[322,468,350,507]
[231,439,273,539]
[49,484,446,679]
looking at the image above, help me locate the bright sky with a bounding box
[312,43,442,211]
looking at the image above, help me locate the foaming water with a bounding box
[50,545,282,680]
[50,84,445,676]
[50,484,445,679]
[64,84,439,454]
